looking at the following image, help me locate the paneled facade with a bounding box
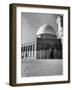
[21,38,62,59]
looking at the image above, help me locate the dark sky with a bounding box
[21,12,58,44]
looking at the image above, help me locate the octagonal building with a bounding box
[21,24,62,59]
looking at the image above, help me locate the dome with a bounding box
[36,24,56,36]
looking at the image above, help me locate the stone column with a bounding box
[28,46,30,58]
[31,45,33,59]
[24,46,26,58]
[26,46,27,58]
[34,44,36,59]
[21,46,24,58]
[27,46,28,58]
[23,46,25,58]
[33,44,35,59]
[25,46,27,58]
[30,45,32,58]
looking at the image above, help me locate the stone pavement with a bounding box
[21,59,63,77]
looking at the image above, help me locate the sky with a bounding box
[21,12,58,44]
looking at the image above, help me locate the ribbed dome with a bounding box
[36,24,56,36]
